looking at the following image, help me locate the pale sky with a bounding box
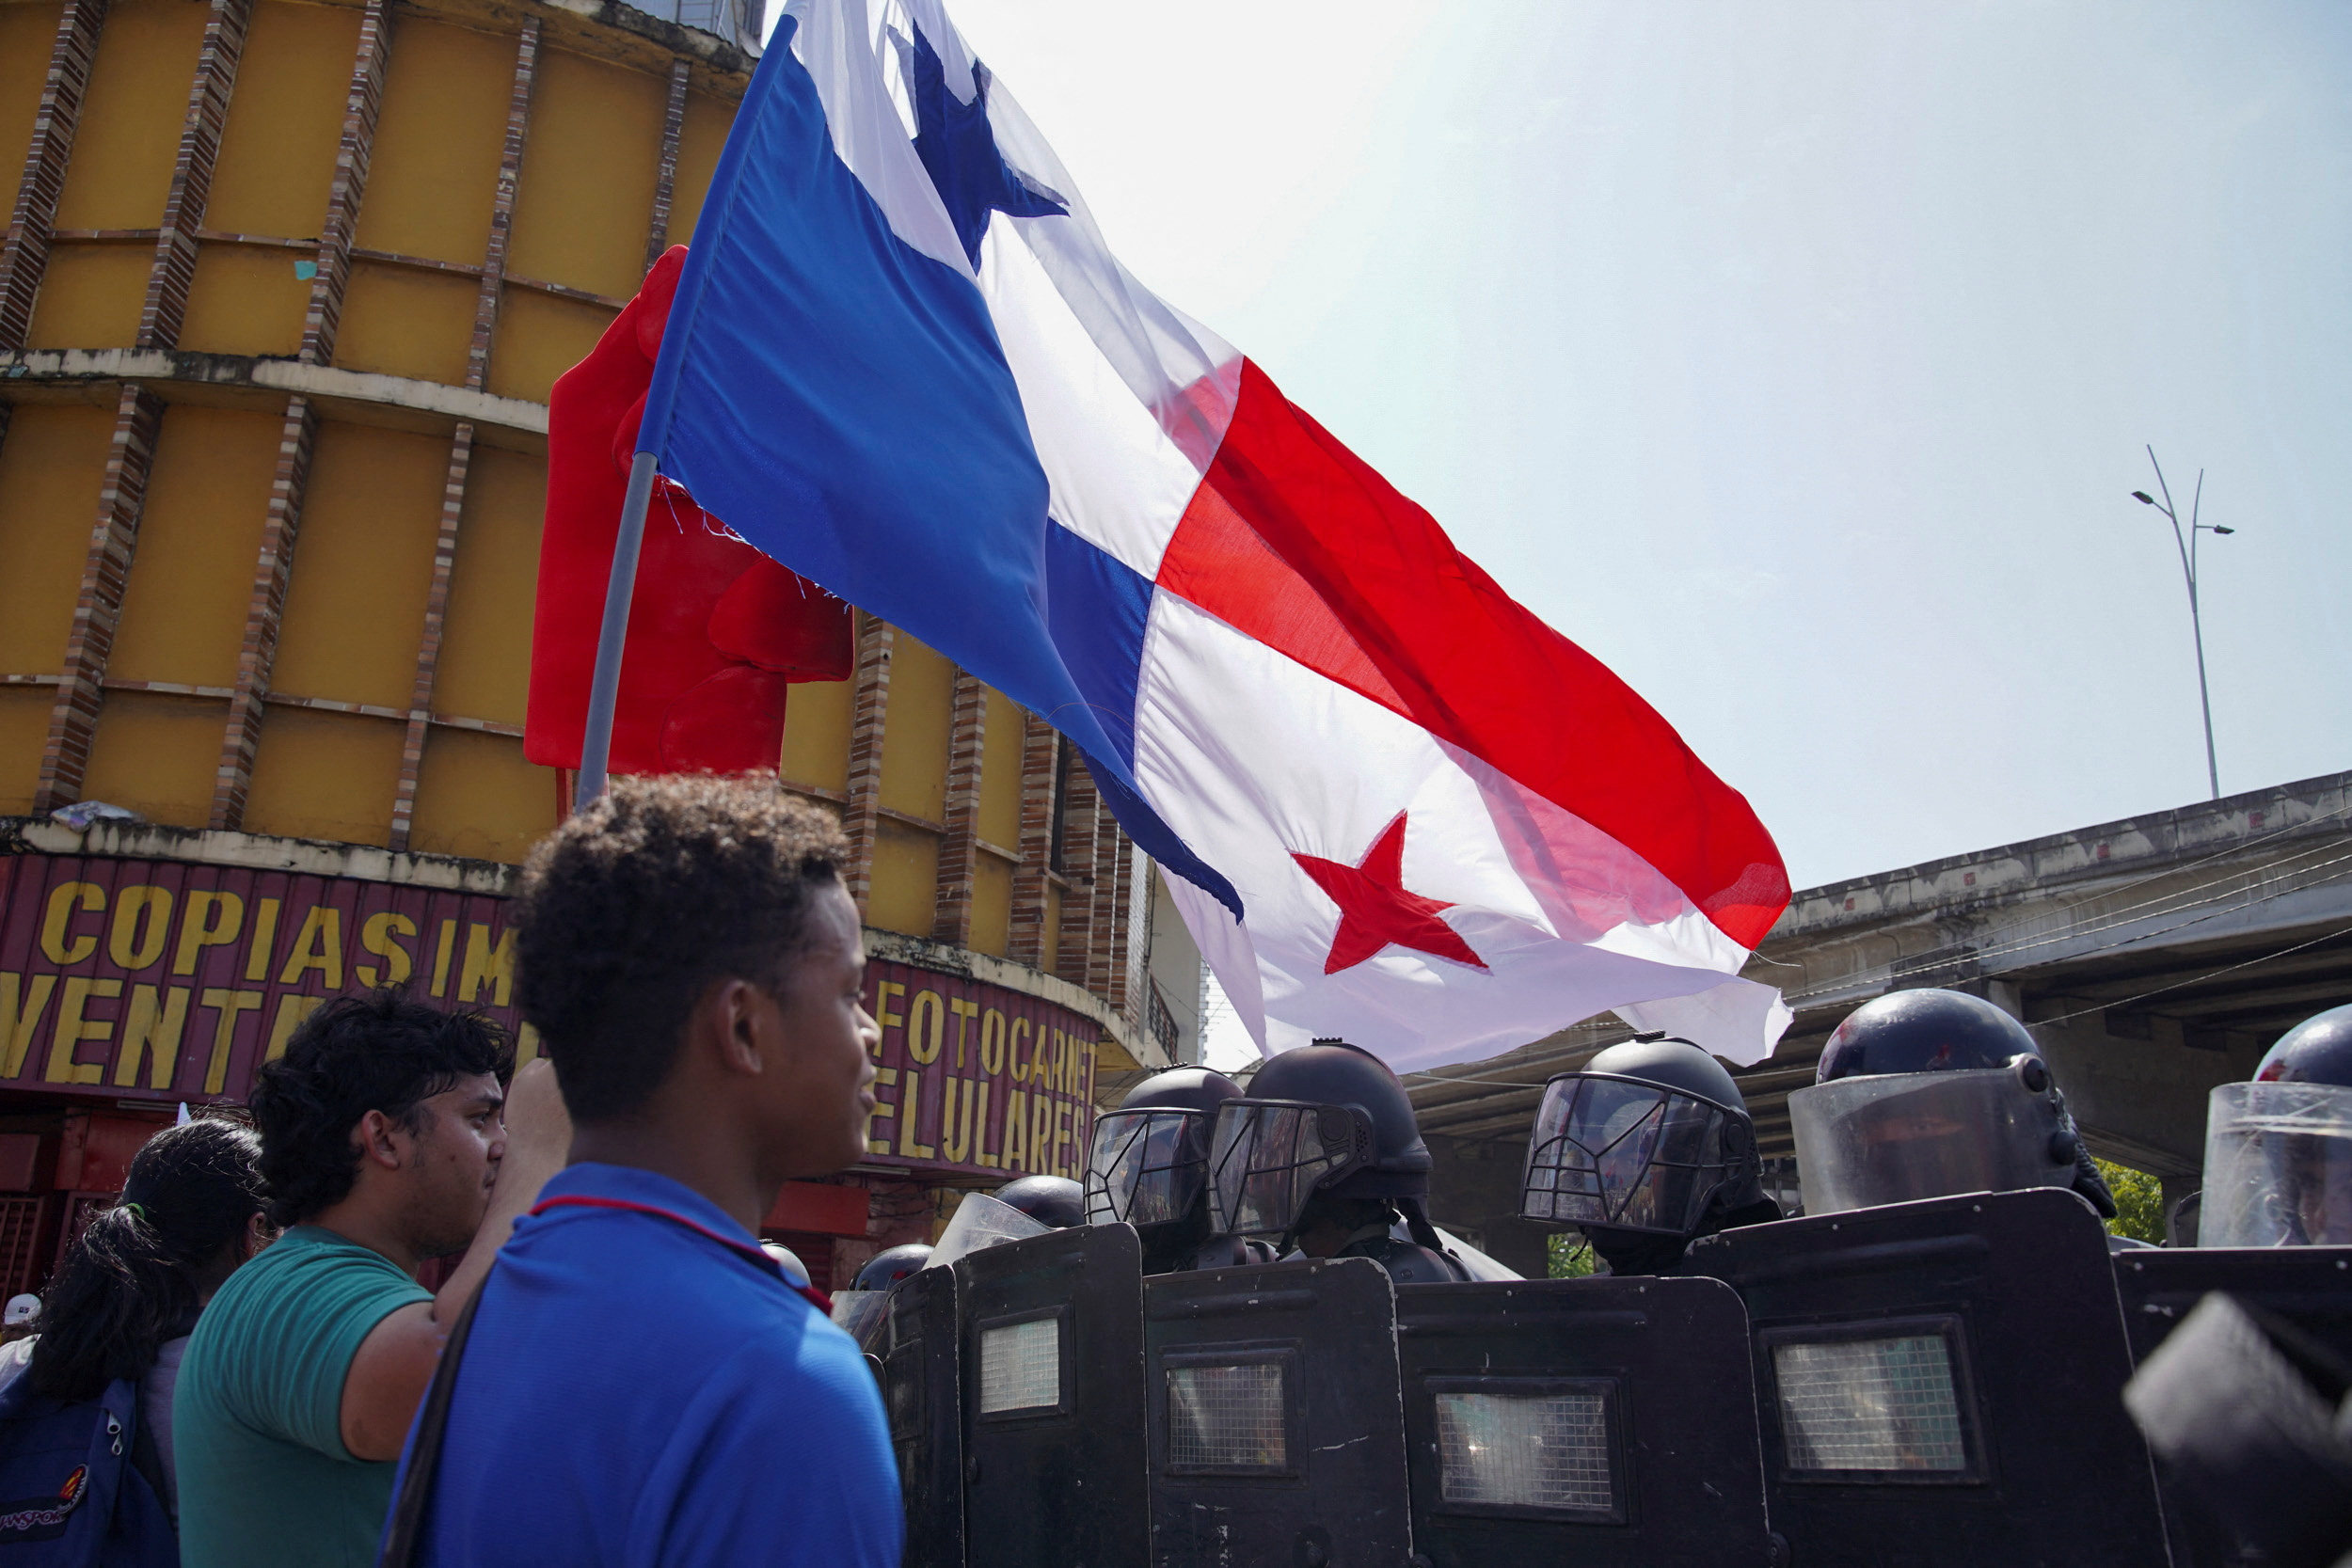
[785,3,2352,1063]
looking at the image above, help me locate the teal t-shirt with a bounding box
[173,1225,432,1568]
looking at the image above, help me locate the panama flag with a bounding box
[626,0,1793,1069]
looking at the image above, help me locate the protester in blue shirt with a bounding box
[390,777,894,1568]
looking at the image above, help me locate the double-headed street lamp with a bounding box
[2131,446,2233,801]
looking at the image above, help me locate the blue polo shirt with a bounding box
[393,1163,902,1568]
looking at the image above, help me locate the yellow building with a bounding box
[0,0,1204,1292]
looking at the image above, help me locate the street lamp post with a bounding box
[2131,446,2233,801]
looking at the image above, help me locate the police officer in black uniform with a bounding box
[1787,987,2118,1221]
[991,1174,1087,1228]
[1518,1033,1785,1275]
[1082,1066,1278,1273]
[1205,1038,1471,1283]
[2200,1001,2352,1246]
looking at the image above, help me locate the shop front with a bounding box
[0,816,1122,1296]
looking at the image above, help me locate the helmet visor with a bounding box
[1519,1074,1740,1236]
[2201,1082,2352,1247]
[1084,1109,1208,1229]
[1207,1100,1371,1239]
[1788,1069,2068,1216]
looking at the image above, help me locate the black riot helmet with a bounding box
[2201,1004,2352,1246]
[1519,1036,1777,1274]
[1084,1068,1242,1270]
[992,1174,1086,1229]
[851,1243,933,1293]
[1207,1039,1445,1252]
[1790,988,2116,1218]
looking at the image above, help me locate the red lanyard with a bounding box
[528,1194,834,1315]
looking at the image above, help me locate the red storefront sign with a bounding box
[0,851,524,1105]
[860,958,1098,1182]
[0,854,1101,1180]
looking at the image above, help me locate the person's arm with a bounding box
[339,1058,572,1460]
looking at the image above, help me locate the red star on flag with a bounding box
[1292,813,1488,975]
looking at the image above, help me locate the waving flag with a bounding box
[625,0,1792,1068]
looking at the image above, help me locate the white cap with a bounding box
[4,1294,39,1326]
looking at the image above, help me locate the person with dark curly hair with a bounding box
[0,1116,270,1527]
[389,776,892,1568]
[174,992,570,1568]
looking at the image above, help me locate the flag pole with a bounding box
[575,450,660,807]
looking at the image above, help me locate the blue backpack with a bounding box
[0,1372,175,1567]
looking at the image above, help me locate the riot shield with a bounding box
[2113,1245,2352,1365]
[1142,1256,1414,1568]
[1392,1275,1772,1568]
[955,1223,1149,1568]
[2114,1245,2352,1568]
[882,1263,964,1568]
[1681,1186,2169,1568]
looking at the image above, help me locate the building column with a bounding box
[840,614,896,914]
[644,58,690,274]
[932,670,988,945]
[0,0,106,352]
[1007,713,1058,970]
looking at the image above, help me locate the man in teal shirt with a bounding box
[175,994,567,1568]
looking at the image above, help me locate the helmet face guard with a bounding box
[1084,1108,1213,1232]
[2201,1081,2352,1247]
[1207,1099,1376,1241]
[1788,1064,2071,1215]
[1519,1072,1748,1236]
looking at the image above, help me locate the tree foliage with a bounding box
[1547,1232,1600,1277]
[2097,1157,2167,1245]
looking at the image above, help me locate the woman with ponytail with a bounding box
[21,1117,271,1523]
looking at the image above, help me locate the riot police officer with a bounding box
[991,1174,1086,1228]
[1205,1038,1471,1283]
[1518,1034,1785,1275]
[1082,1066,1273,1272]
[2201,1002,2352,1246]
[852,1241,933,1291]
[1788,986,2118,1219]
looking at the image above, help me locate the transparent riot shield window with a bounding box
[2201,1081,2352,1246]
[1164,1348,1295,1474]
[1429,1378,1620,1516]
[1763,1319,1980,1481]
[1518,1074,1737,1234]
[977,1308,1065,1416]
[1787,1069,2070,1215]
[1207,1101,1369,1239]
[1084,1109,1205,1228]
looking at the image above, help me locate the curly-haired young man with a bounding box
[174,996,571,1568]
[393,776,891,1568]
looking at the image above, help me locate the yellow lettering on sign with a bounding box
[355,911,417,988]
[898,1072,937,1160]
[947,998,978,1068]
[108,885,172,972]
[1031,1094,1055,1180]
[1,974,59,1078]
[41,882,103,965]
[173,892,243,976]
[866,1067,898,1155]
[47,975,120,1085]
[197,990,262,1095]
[940,1078,974,1163]
[1009,1018,1030,1082]
[266,992,326,1061]
[1030,1027,1054,1087]
[873,980,907,1050]
[1080,1040,1097,1101]
[115,985,190,1091]
[278,906,344,990]
[1050,1030,1067,1094]
[429,919,456,998]
[516,1022,542,1068]
[979,1008,1006,1075]
[970,1082,997,1168]
[244,898,280,983]
[907,990,944,1066]
[458,924,514,1007]
[1053,1100,1074,1180]
[1000,1088,1028,1172]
